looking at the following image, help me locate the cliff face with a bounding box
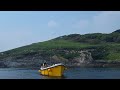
[1,29,120,68]
[0,50,93,68]
[73,51,93,66]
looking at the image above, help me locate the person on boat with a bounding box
[41,62,48,68]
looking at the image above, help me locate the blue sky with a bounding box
[0,11,120,52]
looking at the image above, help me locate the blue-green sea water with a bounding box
[0,68,120,79]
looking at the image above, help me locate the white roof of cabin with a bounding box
[40,63,64,70]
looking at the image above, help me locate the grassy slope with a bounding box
[1,30,120,61]
[0,40,98,59]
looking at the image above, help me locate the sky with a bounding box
[0,11,120,52]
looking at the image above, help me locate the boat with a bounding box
[38,63,66,77]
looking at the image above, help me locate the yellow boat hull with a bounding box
[38,64,65,77]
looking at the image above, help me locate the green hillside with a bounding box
[1,29,120,61]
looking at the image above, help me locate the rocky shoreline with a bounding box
[0,59,120,68]
[0,50,120,68]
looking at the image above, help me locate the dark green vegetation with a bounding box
[0,29,120,61]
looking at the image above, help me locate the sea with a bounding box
[0,67,120,79]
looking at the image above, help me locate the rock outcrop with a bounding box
[0,50,94,68]
[73,50,93,66]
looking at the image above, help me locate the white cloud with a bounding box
[0,29,58,52]
[72,20,90,34]
[91,11,120,33]
[1,11,120,52]
[73,20,89,30]
[48,20,58,28]
[0,30,35,52]
[73,11,120,34]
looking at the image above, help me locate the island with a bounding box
[0,29,120,68]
